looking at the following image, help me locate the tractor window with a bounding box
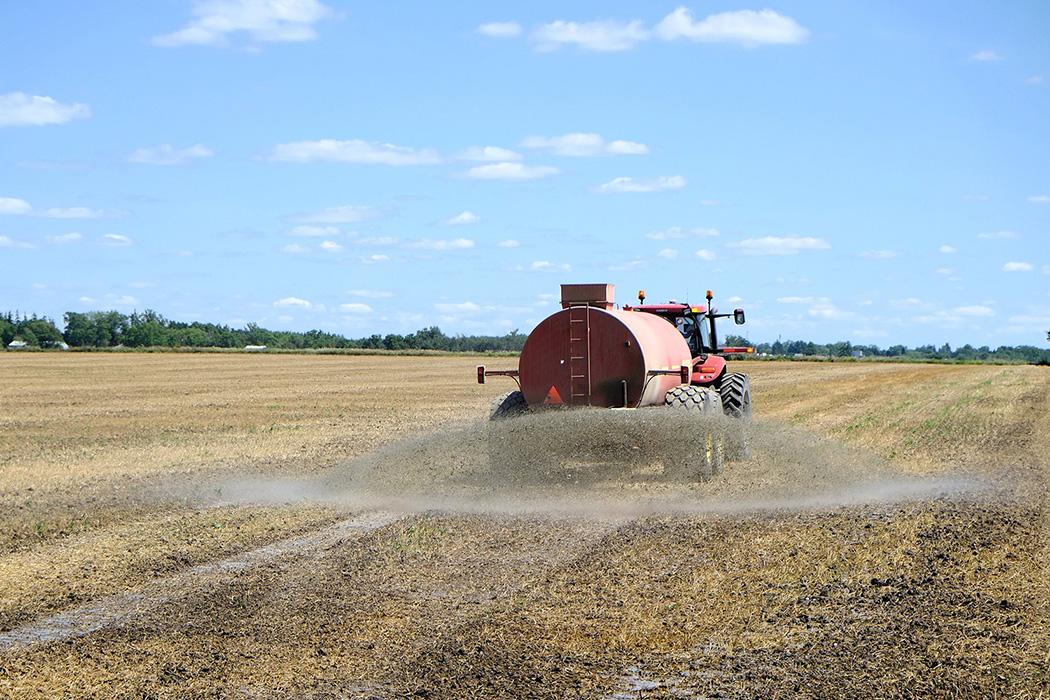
[674,316,705,356]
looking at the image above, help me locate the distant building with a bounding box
[244,345,268,352]
[7,340,28,350]
[851,350,865,358]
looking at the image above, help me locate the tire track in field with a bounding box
[0,510,403,653]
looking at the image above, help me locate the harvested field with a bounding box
[0,354,1047,697]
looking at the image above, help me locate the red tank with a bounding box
[518,284,692,408]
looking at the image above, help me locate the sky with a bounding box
[1,1,1048,347]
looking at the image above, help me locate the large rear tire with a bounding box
[719,373,752,420]
[664,385,724,479]
[489,390,528,421]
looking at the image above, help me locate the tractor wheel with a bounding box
[489,390,528,421]
[664,386,724,479]
[718,373,752,421]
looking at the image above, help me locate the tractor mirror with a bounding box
[734,309,746,325]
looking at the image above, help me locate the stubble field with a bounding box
[0,353,1047,698]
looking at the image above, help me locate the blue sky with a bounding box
[1,1,1047,346]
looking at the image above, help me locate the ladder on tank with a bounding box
[568,304,591,405]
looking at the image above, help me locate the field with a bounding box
[0,354,1047,698]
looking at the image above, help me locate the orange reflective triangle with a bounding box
[544,384,564,405]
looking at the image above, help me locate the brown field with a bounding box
[0,353,1047,698]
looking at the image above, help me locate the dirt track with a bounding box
[0,354,1047,697]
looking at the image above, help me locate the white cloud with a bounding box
[861,249,899,259]
[533,19,648,52]
[435,301,482,314]
[0,235,32,249]
[938,244,957,254]
[289,224,339,237]
[1025,75,1044,85]
[1043,265,1050,275]
[444,210,480,225]
[47,232,83,244]
[411,238,475,250]
[0,92,91,127]
[153,0,334,47]
[0,197,31,215]
[776,296,852,320]
[935,267,954,276]
[970,49,1004,62]
[1002,261,1033,272]
[348,289,392,299]
[102,234,132,247]
[595,175,686,193]
[657,248,678,259]
[521,132,648,157]
[457,145,522,162]
[498,239,520,248]
[274,297,312,309]
[977,230,1017,240]
[42,207,108,219]
[129,144,213,165]
[299,205,377,224]
[609,259,646,271]
[730,236,830,255]
[646,226,719,240]
[694,249,716,261]
[1028,195,1050,204]
[655,7,809,46]
[270,139,441,165]
[477,21,522,38]
[338,302,372,313]
[528,260,571,272]
[363,254,389,263]
[319,240,343,252]
[112,295,139,307]
[282,243,309,254]
[465,162,559,180]
[353,236,398,246]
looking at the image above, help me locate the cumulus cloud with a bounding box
[646,226,719,240]
[273,296,312,309]
[477,21,522,38]
[270,139,441,165]
[521,132,649,157]
[465,162,559,180]
[1002,261,1033,272]
[658,248,678,259]
[938,244,957,253]
[363,254,389,263]
[730,236,830,255]
[970,49,1004,62]
[953,305,994,317]
[298,205,377,224]
[47,232,83,244]
[498,239,520,248]
[129,144,213,165]
[694,249,716,261]
[410,238,475,250]
[776,296,852,320]
[595,175,685,193]
[289,224,339,237]
[527,260,572,272]
[977,230,1017,240]
[338,302,372,313]
[533,19,648,52]
[457,146,522,162]
[444,210,480,225]
[861,249,899,259]
[1025,75,1043,85]
[319,240,343,252]
[102,234,132,247]
[0,92,91,127]
[42,207,109,219]
[654,7,809,45]
[353,236,398,246]
[1029,195,1050,204]
[282,243,309,254]
[0,197,31,215]
[0,235,33,249]
[153,0,335,47]
[435,301,482,314]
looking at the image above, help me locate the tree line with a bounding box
[2,310,1047,364]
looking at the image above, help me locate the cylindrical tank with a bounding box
[519,306,692,408]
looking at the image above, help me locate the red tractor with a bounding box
[478,283,752,423]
